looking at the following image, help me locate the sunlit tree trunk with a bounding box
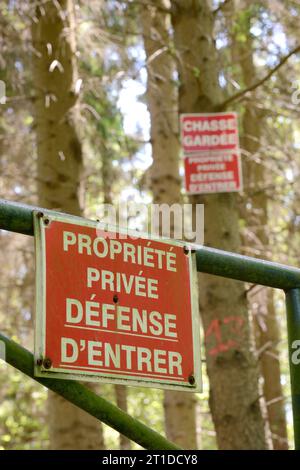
[171,0,270,449]
[140,0,199,449]
[31,0,105,449]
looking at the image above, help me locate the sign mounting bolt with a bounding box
[113,294,119,304]
[183,246,190,255]
[43,357,52,369]
[43,218,50,226]
[188,374,195,385]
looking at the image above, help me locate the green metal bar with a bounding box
[1,198,300,290]
[285,289,300,450]
[0,199,38,236]
[196,247,300,290]
[0,332,180,450]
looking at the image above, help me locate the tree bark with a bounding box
[171,0,269,449]
[115,385,131,449]
[31,0,105,449]
[140,0,198,449]
[234,1,288,448]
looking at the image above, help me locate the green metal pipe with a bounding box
[0,332,180,450]
[0,199,38,236]
[1,198,300,290]
[196,247,300,290]
[285,289,300,450]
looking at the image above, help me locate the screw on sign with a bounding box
[34,212,201,392]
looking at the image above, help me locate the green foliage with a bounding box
[0,364,48,449]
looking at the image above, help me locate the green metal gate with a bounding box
[0,199,299,450]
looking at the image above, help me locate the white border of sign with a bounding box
[34,211,202,392]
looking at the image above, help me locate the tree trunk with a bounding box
[31,0,105,449]
[115,385,131,449]
[171,0,269,449]
[140,0,198,449]
[234,2,288,448]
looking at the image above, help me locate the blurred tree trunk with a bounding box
[232,0,288,449]
[115,385,131,449]
[140,0,198,449]
[31,0,105,449]
[171,0,270,449]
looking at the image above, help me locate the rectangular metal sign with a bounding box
[180,112,243,195]
[184,151,242,195]
[34,212,201,391]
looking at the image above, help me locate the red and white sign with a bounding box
[184,152,242,195]
[180,112,243,194]
[181,112,239,153]
[34,212,201,391]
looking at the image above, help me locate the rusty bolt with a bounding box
[43,357,52,369]
[113,294,119,304]
[43,218,50,226]
[188,374,195,385]
[191,248,196,254]
[36,358,43,366]
[37,211,44,219]
[183,246,190,255]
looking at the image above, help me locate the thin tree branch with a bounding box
[114,0,170,14]
[217,44,300,110]
[213,0,232,15]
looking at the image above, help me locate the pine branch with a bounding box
[213,0,232,15]
[114,0,170,14]
[217,44,300,111]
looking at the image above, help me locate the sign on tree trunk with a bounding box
[180,112,243,194]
